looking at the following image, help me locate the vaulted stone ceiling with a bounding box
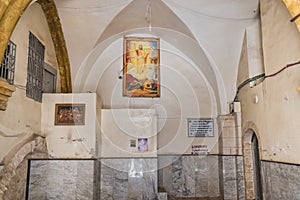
[54,0,259,114]
[1,0,299,113]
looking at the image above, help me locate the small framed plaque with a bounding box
[138,138,148,152]
[188,118,214,137]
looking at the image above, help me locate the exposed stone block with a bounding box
[0,78,16,111]
[0,136,48,199]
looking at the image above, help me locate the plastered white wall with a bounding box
[56,0,259,113]
[239,0,300,164]
[101,109,157,157]
[91,37,219,155]
[0,3,59,162]
[53,0,261,156]
[42,93,100,158]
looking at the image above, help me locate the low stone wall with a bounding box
[27,158,158,200]
[158,155,220,199]
[28,160,95,199]
[99,158,158,200]
[0,135,48,200]
[158,155,246,200]
[262,161,300,199]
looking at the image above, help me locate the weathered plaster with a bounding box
[238,0,300,164]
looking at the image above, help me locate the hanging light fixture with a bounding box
[145,0,152,31]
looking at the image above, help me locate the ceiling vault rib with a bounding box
[38,0,72,93]
[283,0,300,33]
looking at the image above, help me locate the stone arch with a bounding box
[0,0,72,93]
[243,127,263,200]
[283,0,300,33]
[0,135,48,199]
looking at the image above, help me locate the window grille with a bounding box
[0,41,16,84]
[26,32,45,102]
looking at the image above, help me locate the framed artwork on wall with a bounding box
[123,37,160,97]
[138,138,148,152]
[54,104,85,125]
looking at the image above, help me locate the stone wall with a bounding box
[220,156,245,200]
[217,113,246,200]
[28,160,95,200]
[27,158,158,200]
[99,158,158,200]
[262,161,300,199]
[25,156,245,199]
[2,158,28,200]
[158,155,220,199]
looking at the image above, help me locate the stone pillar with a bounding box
[218,111,245,200]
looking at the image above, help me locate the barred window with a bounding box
[0,41,16,84]
[26,32,45,102]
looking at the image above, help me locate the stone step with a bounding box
[168,197,222,200]
[158,192,168,200]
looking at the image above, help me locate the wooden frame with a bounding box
[54,104,85,125]
[123,37,160,97]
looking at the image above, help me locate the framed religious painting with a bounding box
[123,37,160,97]
[54,104,85,125]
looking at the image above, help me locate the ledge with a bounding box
[0,78,16,111]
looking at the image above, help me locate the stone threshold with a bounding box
[168,197,222,200]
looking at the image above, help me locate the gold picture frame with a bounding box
[123,37,160,97]
[54,104,85,125]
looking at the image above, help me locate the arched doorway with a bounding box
[251,133,263,199]
[243,129,263,199]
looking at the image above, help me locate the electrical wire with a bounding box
[264,60,300,78]
[233,60,300,102]
[164,0,259,21]
[233,73,265,102]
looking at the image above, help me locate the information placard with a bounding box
[191,144,209,154]
[188,118,214,137]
